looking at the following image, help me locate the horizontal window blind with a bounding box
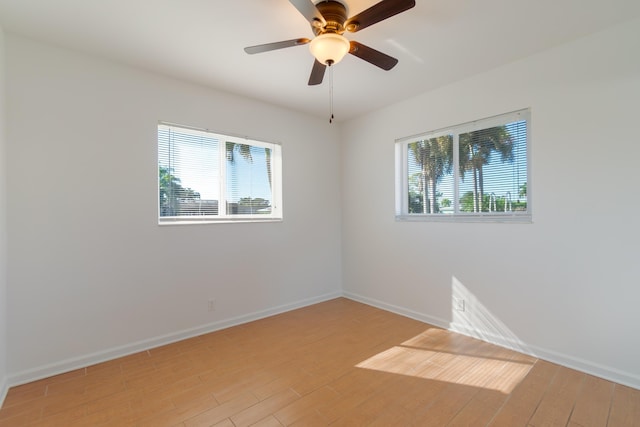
[158,123,282,223]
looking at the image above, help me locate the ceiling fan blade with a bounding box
[345,0,415,33]
[349,41,398,70]
[244,38,311,54]
[308,60,327,85]
[289,0,326,27]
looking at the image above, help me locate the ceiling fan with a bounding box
[244,0,416,85]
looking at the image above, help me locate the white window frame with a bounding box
[158,122,283,225]
[395,109,531,223]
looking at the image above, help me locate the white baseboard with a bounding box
[343,291,640,391]
[343,291,447,328]
[524,344,640,391]
[8,291,342,387]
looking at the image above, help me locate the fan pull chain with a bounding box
[329,64,334,124]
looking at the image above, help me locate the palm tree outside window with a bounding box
[396,109,530,222]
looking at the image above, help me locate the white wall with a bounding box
[341,18,640,389]
[5,35,342,382]
[0,23,9,403]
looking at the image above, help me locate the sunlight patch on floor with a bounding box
[356,342,533,394]
[356,277,537,394]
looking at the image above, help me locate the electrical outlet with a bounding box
[453,298,465,312]
[207,299,215,312]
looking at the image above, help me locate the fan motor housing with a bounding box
[313,0,349,35]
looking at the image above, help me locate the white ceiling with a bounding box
[1,0,639,121]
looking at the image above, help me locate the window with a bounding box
[158,123,282,224]
[395,109,530,222]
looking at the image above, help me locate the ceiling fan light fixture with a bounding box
[309,33,350,65]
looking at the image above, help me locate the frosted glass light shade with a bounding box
[309,33,350,65]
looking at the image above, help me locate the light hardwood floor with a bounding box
[0,298,638,426]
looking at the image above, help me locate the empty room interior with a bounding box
[0,0,639,425]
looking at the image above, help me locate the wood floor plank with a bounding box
[568,374,614,427]
[273,386,340,425]
[136,392,217,427]
[349,386,405,424]
[527,366,585,426]
[1,382,46,408]
[182,392,259,427]
[487,359,559,427]
[0,298,637,427]
[230,388,299,427]
[316,371,400,423]
[288,412,330,426]
[251,415,285,427]
[446,388,508,426]
[412,382,480,426]
[608,384,640,427]
[67,402,133,427]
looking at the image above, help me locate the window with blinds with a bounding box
[158,123,282,224]
[395,109,530,222]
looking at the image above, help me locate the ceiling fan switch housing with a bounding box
[313,1,349,35]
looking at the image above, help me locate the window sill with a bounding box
[158,217,283,226]
[395,213,532,224]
